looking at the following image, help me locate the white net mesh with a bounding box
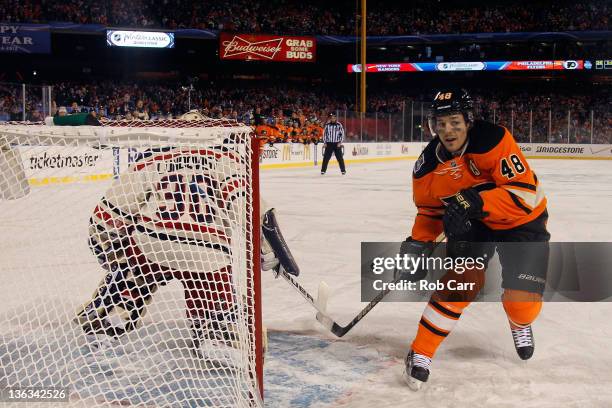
[0,120,262,407]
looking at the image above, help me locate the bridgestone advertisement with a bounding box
[518,143,612,158]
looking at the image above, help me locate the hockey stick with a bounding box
[261,209,332,315]
[276,266,331,315]
[315,233,446,337]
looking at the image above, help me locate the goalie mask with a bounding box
[427,89,474,137]
[180,110,206,121]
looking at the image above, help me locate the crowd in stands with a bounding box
[0,81,610,144]
[1,0,609,35]
[475,92,611,144]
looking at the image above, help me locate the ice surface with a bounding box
[260,159,612,407]
[1,158,611,407]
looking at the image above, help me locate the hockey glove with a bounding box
[261,235,281,272]
[88,219,132,272]
[443,188,486,239]
[393,237,431,282]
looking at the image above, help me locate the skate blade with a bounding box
[403,371,424,391]
[192,337,243,370]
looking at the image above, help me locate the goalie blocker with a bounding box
[262,209,300,277]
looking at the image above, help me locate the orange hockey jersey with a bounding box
[411,120,546,242]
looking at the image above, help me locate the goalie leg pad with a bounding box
[180,266,235,321]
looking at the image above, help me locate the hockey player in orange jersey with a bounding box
[402,89,550,390]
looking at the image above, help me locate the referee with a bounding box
[321,113,346,175]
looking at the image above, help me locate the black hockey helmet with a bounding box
[427,89,474,136]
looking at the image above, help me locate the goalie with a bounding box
[75,116,289,353]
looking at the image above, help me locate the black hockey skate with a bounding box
[190,308,244,369]
[403,350,431,391]
[190,307,241,351]
[76,310,127,338]
[510,324,535,360]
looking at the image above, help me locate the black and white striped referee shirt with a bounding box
[323,122,345,143]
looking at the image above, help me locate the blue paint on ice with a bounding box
[1,329,386,407]
[264,332,386,407]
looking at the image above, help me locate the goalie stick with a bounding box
[316,233,446,337]
[278,266,330,315]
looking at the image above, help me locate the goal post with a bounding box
[0,119,264,407]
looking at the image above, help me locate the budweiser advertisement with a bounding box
[220,33,316,62]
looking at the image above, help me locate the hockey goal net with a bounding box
[0,119,263,407]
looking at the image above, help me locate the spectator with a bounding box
[0,79,608,143]
[28,108,42,122]
[1,0,609,35]
[133,99,149,120]
[106,105,119,120]
[70,101,81,114]
[253,107,266,126]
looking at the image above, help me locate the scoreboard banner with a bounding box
[106,30,175,48]
[220,33,316,62]
[348,60,586,73]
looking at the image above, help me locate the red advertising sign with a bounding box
[220,33,316,62]
[346,63,420,73]
[502,60,584,70]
